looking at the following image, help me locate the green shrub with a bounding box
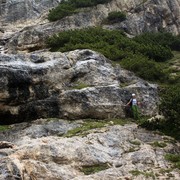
[106,11,126,23]
[120,54,168,81]
[48,3,76,21]
[170,35,180,51]
[72,0,112,7]
[46,27,125,52]
[133,33,174,62]
[160,84,180,126]
[72,0,94,8]
[134,32,180,52]
[48,0,112,21]
[138,44,173,62]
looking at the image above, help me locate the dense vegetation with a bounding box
[47,27,180,139]
[48,0,112,21]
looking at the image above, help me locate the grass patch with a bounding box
[129,140,141,146]
[126,147,138,153]
[64,118,131,137]
[159,168,173,174]
[81,163,109,175]
[165,154,180,169]
[64,120,106,137]
[0,125,10,132]
[130,170,142,176]
[71,82,89,89]
[151,141,167,148]
[130,170,155,178]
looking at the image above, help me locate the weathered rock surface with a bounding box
[0,1,179,180]
[0,0,60,23]
[1,0,180,53]
[0,119,179,179]
[0,49,159,124]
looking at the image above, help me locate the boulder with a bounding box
[0,49,159,124]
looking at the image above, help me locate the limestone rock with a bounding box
[0,0,60,23]
[0,119,179,179]
[0,49,159,124]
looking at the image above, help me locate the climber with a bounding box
[125,93,140,120]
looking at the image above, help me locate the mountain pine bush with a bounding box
[48,0,112,21]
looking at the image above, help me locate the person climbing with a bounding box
[126,93,140,120]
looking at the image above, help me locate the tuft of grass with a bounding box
[64,118,131,137]
[0,125,10,132]
[81,163,109,175]
[71,82,89,89]
[129,140,141,146]
[64,120,106,137]
[126,147,138,153]
[129,170,142,176]
[151,141,167,148]
[130,170,155,178]
[165,154,180,169]
[159,168,173,174]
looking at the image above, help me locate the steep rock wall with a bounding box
[0,0,60,23]
[0,49,159,124]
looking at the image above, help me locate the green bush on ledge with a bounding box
[48,0,112,21]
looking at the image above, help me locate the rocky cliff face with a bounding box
[0,0,180,53]
[0,49,159,124]
[0,0,60,23]
[0,1,180,179]
[0,0,60,53]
